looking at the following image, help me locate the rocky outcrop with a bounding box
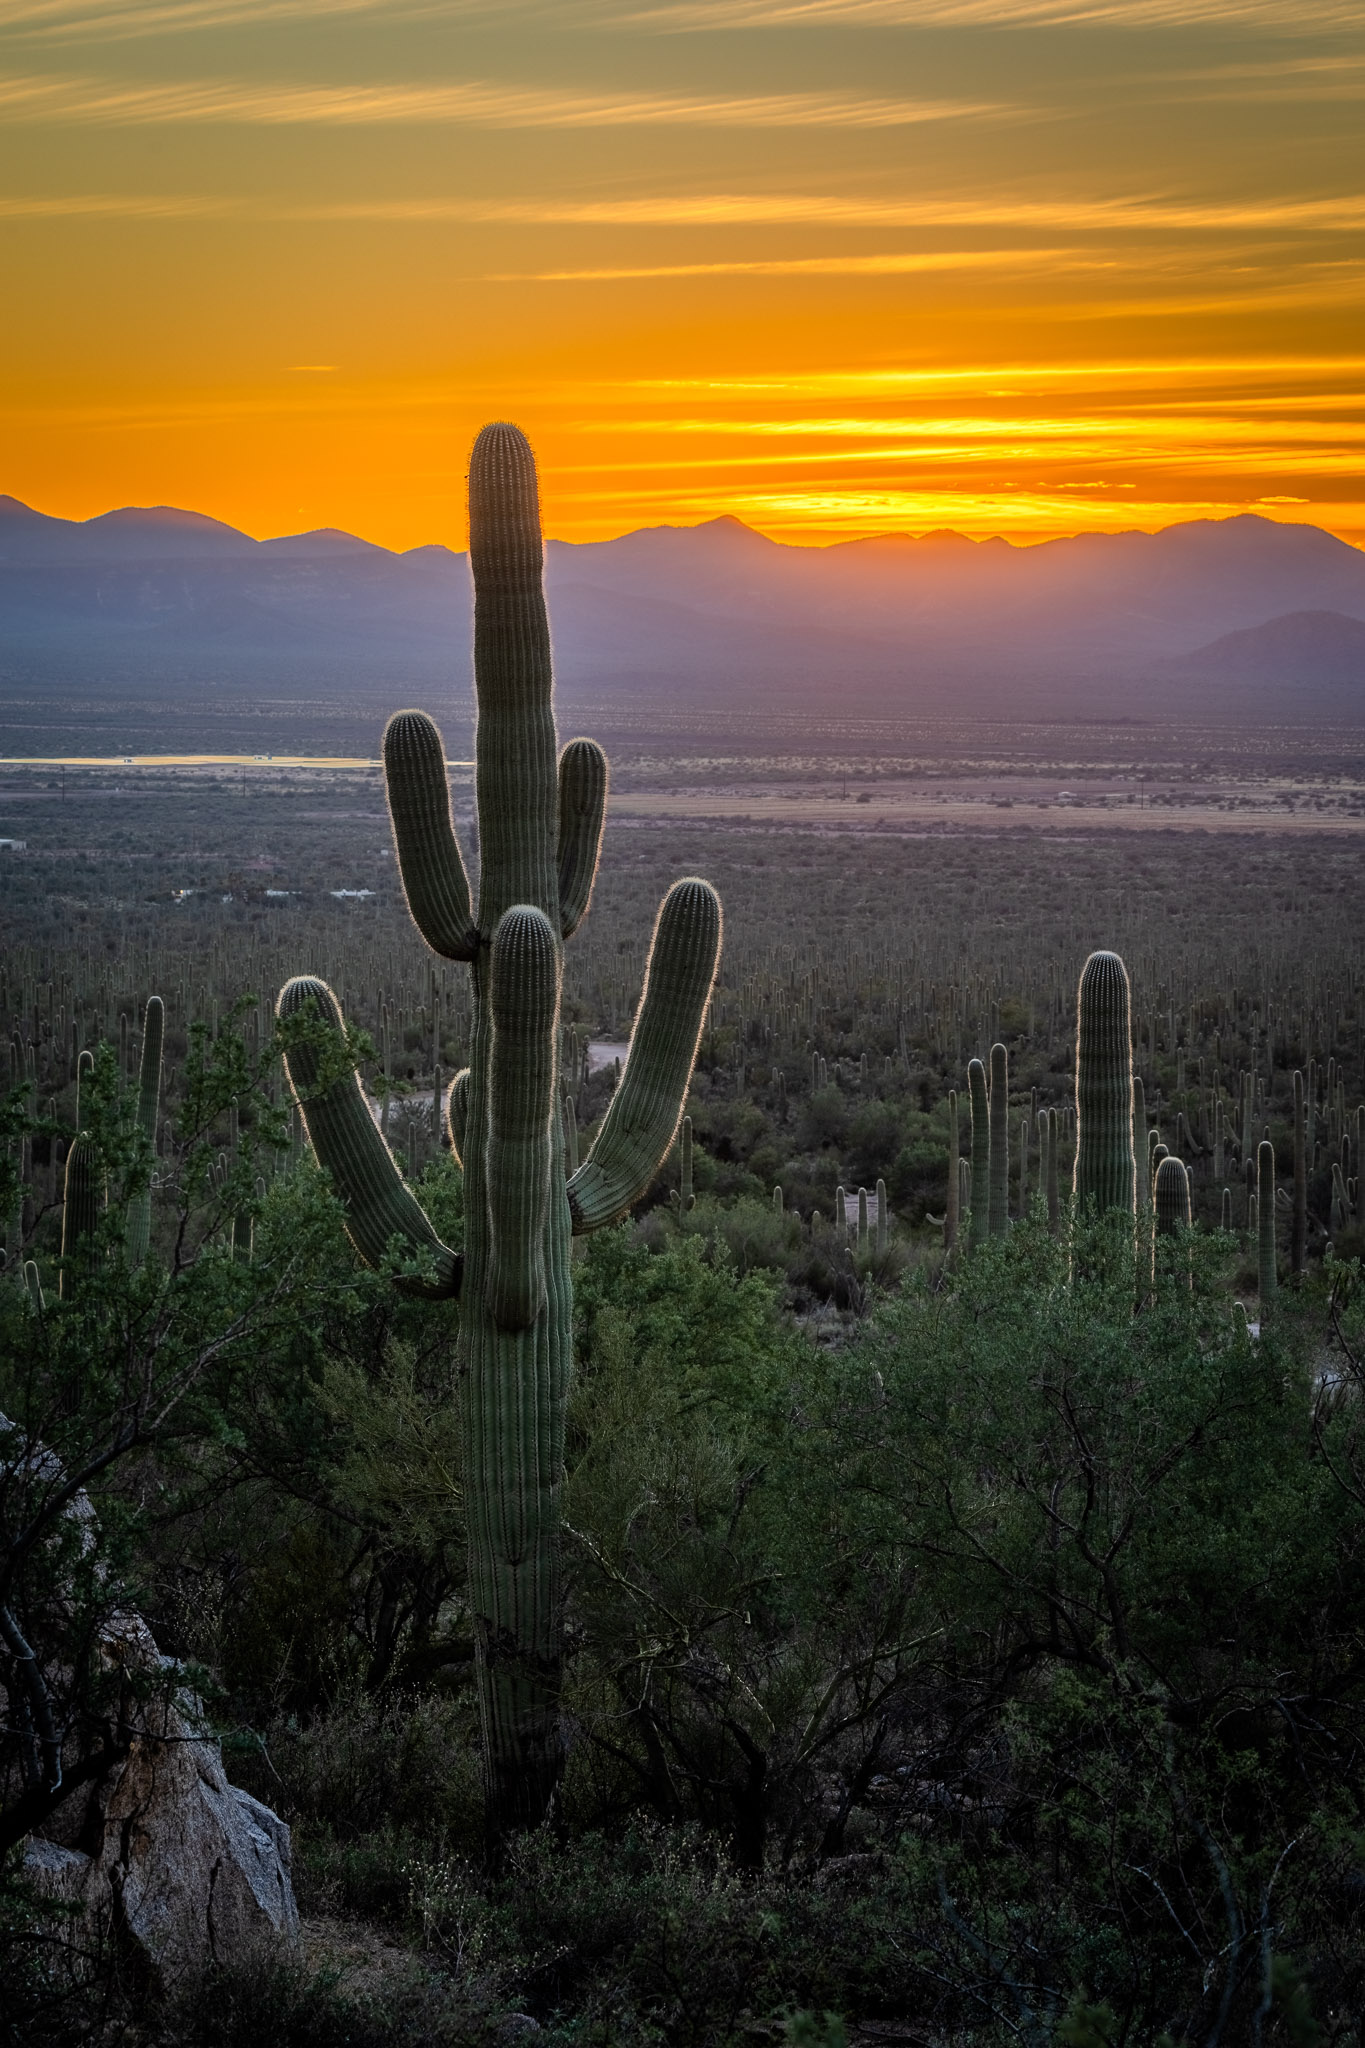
[23,1667,299,1990]
[2,1411,298,1992]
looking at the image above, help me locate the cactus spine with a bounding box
[278,423,721,1838]
[988,1042,1008,1237]
[1073,951,1136,1216]
[967,1056,990,1250]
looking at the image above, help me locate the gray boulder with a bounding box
[24,1677,299,1989]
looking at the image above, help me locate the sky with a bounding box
[1,0,1363,550]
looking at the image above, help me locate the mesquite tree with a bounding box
[278,423,722,1837]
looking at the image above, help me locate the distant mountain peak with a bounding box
[91,504,247,535]
[1176,608,1365,680]
[262,527,392,558]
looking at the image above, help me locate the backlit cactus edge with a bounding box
[277,425,722,1835]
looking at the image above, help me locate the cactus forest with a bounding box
[5,431,1365,2043]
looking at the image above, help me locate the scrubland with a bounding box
[4,714,1365,2045]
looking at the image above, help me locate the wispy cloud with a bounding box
[625,0,1365,29]
[20,0,1357,39]
[338,190,1365,231]
[6,187,1365,232]
[0,190,242,213]
[485,247,1084,280]
[0,70,1004,124]
[624,355,1365,397]
[1166,54,1365,100]
[0,0,419,37]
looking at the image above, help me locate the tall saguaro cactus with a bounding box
[1154,1154,1192,1237]
[125,995,163,1270]
[1257,1137,1278,1307]
[278,423,722,1838]
[1074,950,1136,1217]
[967,1056,990,1250]
[987,1040,1009,1237]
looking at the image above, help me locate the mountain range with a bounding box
[3,494,1364,725]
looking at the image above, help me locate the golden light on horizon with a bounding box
[1,0,1362,552]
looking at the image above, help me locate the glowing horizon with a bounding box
[2,0,1362,550]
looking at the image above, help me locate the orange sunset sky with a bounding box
[1,0,1363,552]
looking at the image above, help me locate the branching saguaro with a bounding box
[278,424,722,1839]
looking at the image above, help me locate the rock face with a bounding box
[24,1682,299,1989]
[1,1413,298,1990]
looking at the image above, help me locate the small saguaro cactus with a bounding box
[1154,1153,1192,1291]
[987,1041,1009,1237]
[1044,1108,1061,1232]
[1074,951,1136,1218]
[1132,1075,1149,1209]
[1291,1068,1307,1276]
[677,1112,694,1210]
[125,994,163,1270]
[60,1134,102,1297]
[1154,1155,1192,1237]
[278,423,722,1840]
[1257,1137,1278,1305]
[944,1086,959,1254]
[967,1056,990,1250]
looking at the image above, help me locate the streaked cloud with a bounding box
[626,356,1365,395]
[0,191,242,214]
[8,186,1365,236]
[595,411,1365,445]
[324,190,1365,231]
[626,0,1365,29]
[0,0,420,36]
[0,70,1004,125]
[1168,55,1365,101]
[484,247,1084,281]
[7,0,1360,29]
[294,190,1365,233]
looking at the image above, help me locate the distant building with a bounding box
[0,838,27,851]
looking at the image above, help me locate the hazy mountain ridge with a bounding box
[4,493,1364,720]
[1171,609,1365,684]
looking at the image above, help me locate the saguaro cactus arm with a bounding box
[278,976,461,1300]
[383,711,478,962]
[486,907,560,1330]
[447,1067,471,1167]
[556,739,608,940]
[567,878,721,1234]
